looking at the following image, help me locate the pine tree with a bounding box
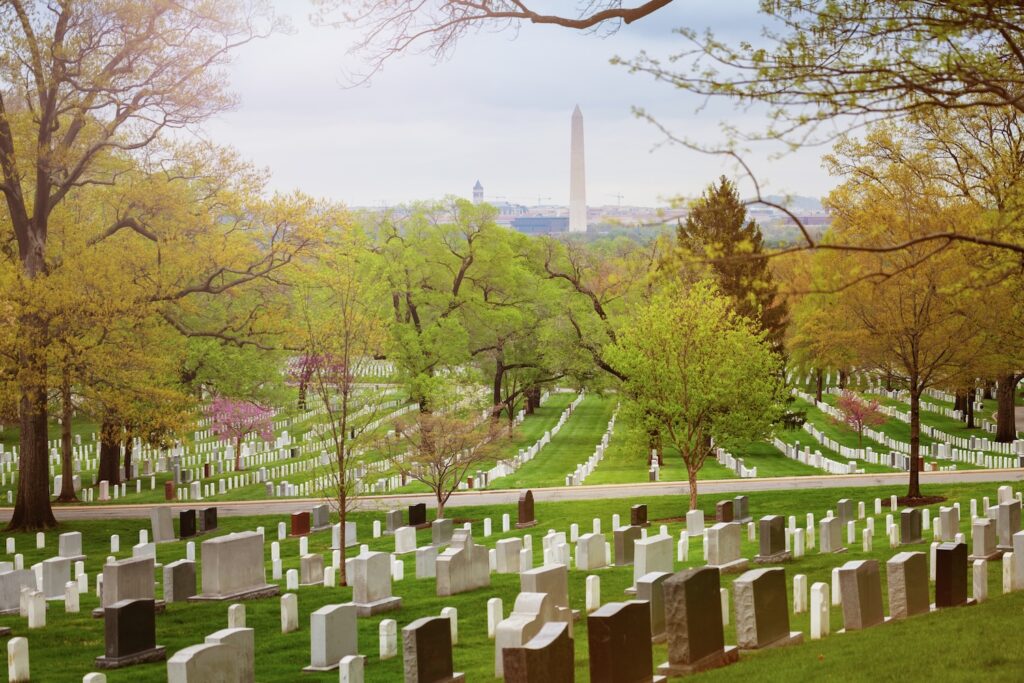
[677,177,788,349]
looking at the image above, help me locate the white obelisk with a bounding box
[569,105,587,233]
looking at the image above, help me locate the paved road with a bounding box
[3,468,1022,522]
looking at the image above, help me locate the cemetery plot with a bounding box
[487,395,618,489]
[1,480,1022,680]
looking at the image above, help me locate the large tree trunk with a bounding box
[8,305,58,529]
[815,368,824,402]
[966,388,976,429]
[525,386,541,414]
[687,466,699,510]
[954,390,966,414]
[996,373,1021,443]
[838,369,848,389]
[97,417,122,486]
[907,386,922,500]
[56,370,78,503]
[491,360,504,420]
[122,433,133,482]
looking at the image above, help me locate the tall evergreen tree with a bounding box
[677,177,788,349]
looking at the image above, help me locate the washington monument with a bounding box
[569,105,587,233]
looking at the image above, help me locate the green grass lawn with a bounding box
[0,479,1021,681]
[487,394,618,489]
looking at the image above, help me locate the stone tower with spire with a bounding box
[473,180,483,204]
[569,105,587,233]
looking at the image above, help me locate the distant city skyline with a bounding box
[203,0,839,208]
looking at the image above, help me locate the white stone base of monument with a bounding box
[711,558,750,574]
[997,544,1014,553]
[515,521,537,529]
[0,626,10,636]
[94,645,167,669]
[188,584,280,602]
[91,600,165,619]
[969,550,1003,562]
[60,554,87,564]
[740,631,803,653]
[735,517,753,525]
[753,551,792,564]
[658,645,737,677]
[303,653,367,673]
[353,596,402,617]
[311,524,331,533]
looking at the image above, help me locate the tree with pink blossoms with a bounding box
[834,390,887,448]
[208,397,275,471]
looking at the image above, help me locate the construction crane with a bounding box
[608,192,624,207]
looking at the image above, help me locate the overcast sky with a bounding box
[203,0,838,208]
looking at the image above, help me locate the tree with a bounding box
[389,411,499,518]
[0,1,277,530]
[817,125,985,500]
[207,397,275,471]
[297,211,389,585]
[606,280,784,510]
[834,390,887,449]
[314,0,672,81]
[677,176,788,349]
[621,1,1024,258]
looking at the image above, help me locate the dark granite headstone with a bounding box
[517,490,537,529]
[613,525,642,567]
[402,615,464,682]
[291,511,311,537]
[755,515,788,562]
[290,447,299,458]
[630,504,650,528]
[733,567,799,649]
[203,463,211,479]
[503,621,574,683]
[163,560,196,603]
[588,601,661,683]
[163,481,175,501]
[179,510,196,539]
[199,507,218,533]
[408,503,427,527]
[900,508,922,545]
[715,500,734,523]
[935,542,968,608]
[659,567,737,676]
[94,599,166,668]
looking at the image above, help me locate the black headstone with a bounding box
[199,507,218,533]
[935,542,968,607]
[716,500,734,523]
[178,509,196,539]
[517,490,537,528]
[94,599,166,668]
[630,504,650,528]
[403,616,460,682]
[588,601,654,683]
[408,503,427,527]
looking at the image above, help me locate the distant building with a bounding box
[473,180,484,204]
[511,216,569,234]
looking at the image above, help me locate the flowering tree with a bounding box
[208,397,275,470]
[834,390,887,448]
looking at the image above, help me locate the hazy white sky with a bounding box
[204,0,839,208]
